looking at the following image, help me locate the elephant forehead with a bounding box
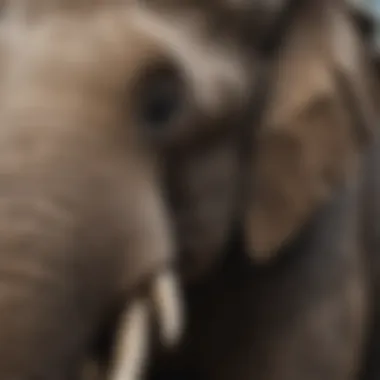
[0,2,249,121]
[1,7,164,95]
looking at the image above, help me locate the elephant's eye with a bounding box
[135,63,185,135]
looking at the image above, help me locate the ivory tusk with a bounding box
[108,299,150,380]
[150,270,184,348]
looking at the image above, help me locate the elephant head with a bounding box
[0,1,251,379]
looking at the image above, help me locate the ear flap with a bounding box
[244,1,379,262]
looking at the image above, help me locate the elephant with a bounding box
[0,1,258,379]
[0,1,376,380]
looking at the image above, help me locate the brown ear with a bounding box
[244,1,378,262]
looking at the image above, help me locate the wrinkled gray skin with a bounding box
[0,3,252,379]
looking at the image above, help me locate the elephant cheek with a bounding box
[165,139,241,282]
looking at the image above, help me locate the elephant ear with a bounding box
[244,0,379,262]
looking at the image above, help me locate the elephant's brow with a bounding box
[1,0,136,21]
[1,3,139,61]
